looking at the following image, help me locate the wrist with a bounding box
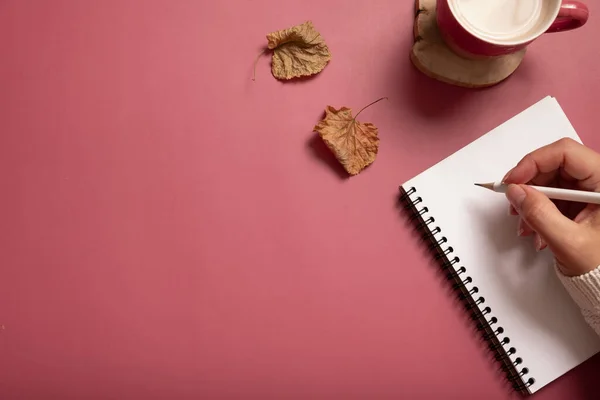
[555,260,600,311]
[554,253,600,277]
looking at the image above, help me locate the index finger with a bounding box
[503,138,600,191]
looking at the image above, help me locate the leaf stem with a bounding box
[252,49,267,81]
[354,97,388,120]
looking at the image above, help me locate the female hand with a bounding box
[503,138,600,277]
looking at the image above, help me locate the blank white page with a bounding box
[402,96,600,394]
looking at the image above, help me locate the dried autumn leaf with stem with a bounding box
[314,97,387,176]
[252,21,331,81]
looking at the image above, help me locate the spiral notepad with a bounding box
[399,96,600,395]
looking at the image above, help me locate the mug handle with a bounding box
[546,1,589,33]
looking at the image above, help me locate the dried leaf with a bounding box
[313,98,387,176]
[266,21,331,80]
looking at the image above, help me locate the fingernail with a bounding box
[534,234,544,252]
[505,184,526,211]
[517,228,524,237]
[502,168,514,183]
[517,218,531,237]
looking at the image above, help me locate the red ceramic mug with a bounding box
[437,0,590,58]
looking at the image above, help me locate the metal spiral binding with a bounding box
[399,186,536,395]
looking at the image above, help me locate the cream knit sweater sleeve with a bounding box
[555,262,600,337]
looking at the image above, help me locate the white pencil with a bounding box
[474,182,600,205]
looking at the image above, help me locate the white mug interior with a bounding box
[448,0,562,45]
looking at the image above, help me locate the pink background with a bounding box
[1,1,600,399]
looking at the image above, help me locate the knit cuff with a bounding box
[555,261,600,311]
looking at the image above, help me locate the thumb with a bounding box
[505,184,579,248]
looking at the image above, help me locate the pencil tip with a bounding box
[474,182,494,190]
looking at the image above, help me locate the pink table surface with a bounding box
[2,1,600,399]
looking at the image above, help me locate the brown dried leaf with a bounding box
[266,21,331,80]
[314,98,386,176]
